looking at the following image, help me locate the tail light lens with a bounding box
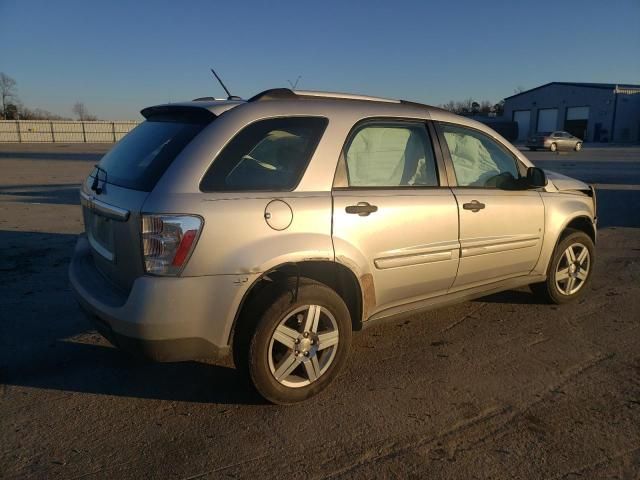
[141,214,203,276]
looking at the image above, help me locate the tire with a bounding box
[550,142,558,152]
[234,278,352,404]
[574,142,582,151]
[531,229,595,304]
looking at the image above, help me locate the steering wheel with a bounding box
[483,171,515,188]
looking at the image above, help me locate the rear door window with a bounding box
[200,117,328,192]
[342,122,438,187]
[96,113,211,191]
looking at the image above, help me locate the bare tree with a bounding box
[441,98,504,116]
[0,72,18,119]
[73,102,88,120]
[72,101,97,121]
[454,98,475,114]
[19,105,70,120]
[441,100,457,112]
[479,100,493,114]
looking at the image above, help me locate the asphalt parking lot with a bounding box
[1,143,639,479]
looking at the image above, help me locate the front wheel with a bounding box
[575,142,582,151]
[236,278,352,404]
[531,229,594,304]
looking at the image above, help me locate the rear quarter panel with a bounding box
[142,192,334,276]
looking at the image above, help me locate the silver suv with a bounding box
[70,89,597,404]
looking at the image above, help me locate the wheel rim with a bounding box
[268,305,339,388]
[551,143,557,151]
[555,242,590,295]
[576,143,582,151]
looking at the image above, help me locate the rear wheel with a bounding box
[575,142,582,151]
[235,278,352,404]
[550,142,558,152]
[531,229,594,304]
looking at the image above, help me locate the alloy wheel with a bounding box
[267,305,340,388]
[555,242,590,295]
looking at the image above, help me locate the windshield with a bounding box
[95,116,210,191]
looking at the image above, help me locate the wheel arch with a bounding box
[228,260,364,347]
[544,212,596,273]
[561,215,596,244]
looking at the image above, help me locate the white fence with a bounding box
[0,120,140,143]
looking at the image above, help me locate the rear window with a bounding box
[200,117,328,192]
[95,114,211,191]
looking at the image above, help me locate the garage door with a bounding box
[566,106,589,120]
[513,110,531,141]
[565,106,589,140]
[537,108,558,133]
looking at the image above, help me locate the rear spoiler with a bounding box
[140,105,217,122]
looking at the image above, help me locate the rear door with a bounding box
[82,108,213,291]
[332,120,460,316]
[553,131,567,150]
[435,122,544,290]
[551,132,566,150]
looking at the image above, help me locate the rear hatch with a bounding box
[81,107,214,292]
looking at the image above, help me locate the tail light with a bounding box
[141,214,203,276]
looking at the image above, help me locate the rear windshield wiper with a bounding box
[91,165,108,194]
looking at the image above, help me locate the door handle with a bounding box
[345,202,378,216]
[462,200,485,212]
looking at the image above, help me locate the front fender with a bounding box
[533,192,596,275]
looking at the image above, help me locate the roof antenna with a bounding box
[287,75,302,90]
[210,68,242,100]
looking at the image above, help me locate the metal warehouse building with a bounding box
[503,82,640,143]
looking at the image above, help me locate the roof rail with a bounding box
[248,88,399,104]
[192,96,244,102]
[295,90,399,103]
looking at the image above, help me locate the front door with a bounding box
[436,122,545,290]
[332,120,460,316]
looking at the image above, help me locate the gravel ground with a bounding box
[1,143,639,479]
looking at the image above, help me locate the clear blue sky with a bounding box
[1,0,639,120]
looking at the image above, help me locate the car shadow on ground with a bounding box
[0,228,264,405]
[0,151,104,161]
[0,183,81,205]
[477,288,546,305]
[594,189,640,228]
[3,339,264,405]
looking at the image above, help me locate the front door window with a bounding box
[438,123,521,189]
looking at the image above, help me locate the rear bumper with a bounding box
[87,312,224,361]
[526,142,551,149]
[69,236,257,362]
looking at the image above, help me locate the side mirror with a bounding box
[527,167,547,188]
